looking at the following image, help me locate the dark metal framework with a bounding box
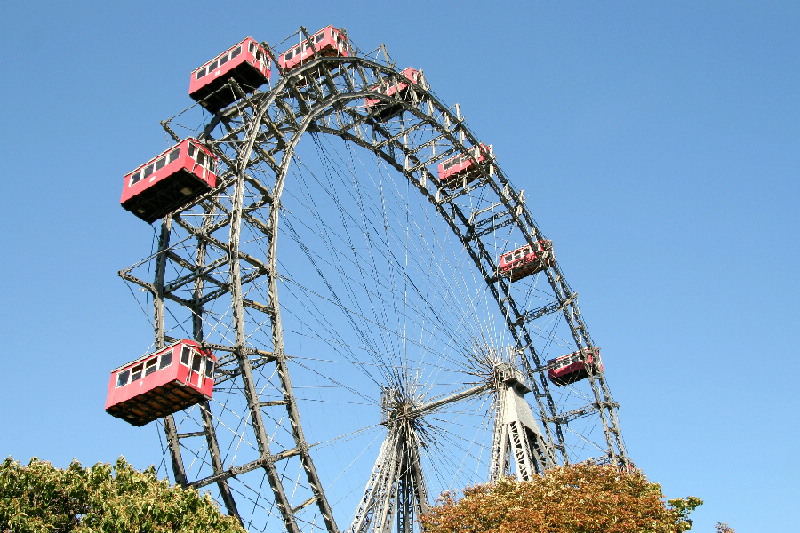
[120,29,627,533]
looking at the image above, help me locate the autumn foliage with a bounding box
[0,457,245,532]
[421,463,702,533]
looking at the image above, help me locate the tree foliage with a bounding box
[0,457,245,532]
[421,463,702,533]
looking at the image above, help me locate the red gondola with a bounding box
[277,25,350,74]
[365,67,421,121]
[436,144,493,185]
[105,340,216,426]
[498,240,554,281]
[547,347,603,386]
[120,138,218,223]
[189,37,271,111]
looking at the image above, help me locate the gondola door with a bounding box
[179,344,202,387]
[188,348,204,388]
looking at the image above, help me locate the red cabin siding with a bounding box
[120,139,218,223]
[436,144,493,185]
[498,240,554,281]
[547,348,603,386]
[277,26,350,73]
[189,37,271,111]
[105,340,216,426]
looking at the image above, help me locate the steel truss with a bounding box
[349,388,429,533]
[120,28,627,533]
[489,363,556,481]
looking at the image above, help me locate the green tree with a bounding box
[0,457,245,532]
[421,463,702,533]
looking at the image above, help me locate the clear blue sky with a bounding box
[1,1,798,531]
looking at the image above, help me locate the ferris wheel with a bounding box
[109,26,628,533]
